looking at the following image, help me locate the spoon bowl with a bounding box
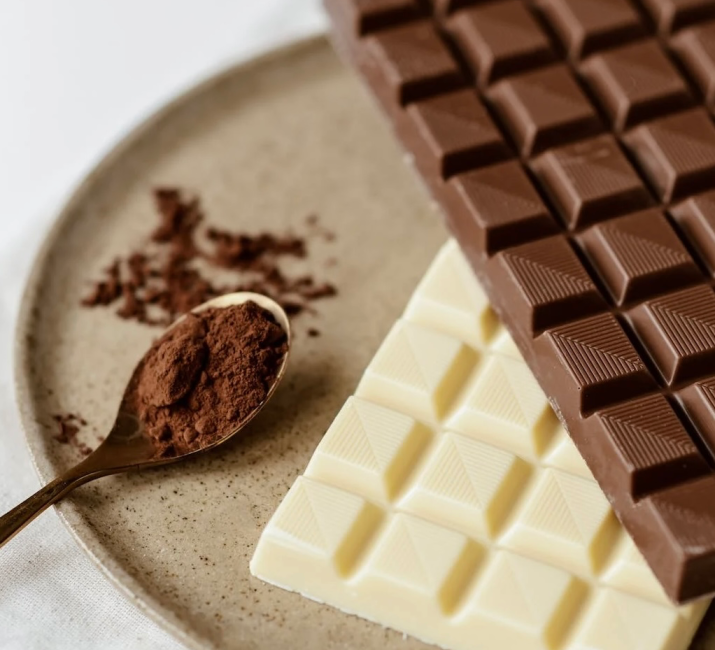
[0,292,291,547]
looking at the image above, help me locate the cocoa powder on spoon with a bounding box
[128,300,288,457]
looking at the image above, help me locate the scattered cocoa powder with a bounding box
[129,301,288,457]
[53,413,92,456]
[82,188,337,326]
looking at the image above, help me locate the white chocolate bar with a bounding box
[251,240,709,650]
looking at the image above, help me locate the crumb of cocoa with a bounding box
[129,301,288,457]
[117,285,146,321]
[78,443,93,457]
[206,229,306,269]
[301,283,337,300]
[281,301,306,317]
[304,213,335,242]
[81,260,122,306]
[307,328,320,338]
[81,188,337,325]
[127,252,149,288]
[53,413,93,455]
[152,188,203,260]
[53,414,80,444]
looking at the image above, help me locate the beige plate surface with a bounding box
[14,36,715,650]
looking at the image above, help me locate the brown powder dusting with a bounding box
[81,260,122,307]
[130,301,288,457]
[207,229,306,269]
[81,188,337,326]
[306,212,336,242]
[53,413,92,456]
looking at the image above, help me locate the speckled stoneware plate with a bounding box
[14,35,715,650]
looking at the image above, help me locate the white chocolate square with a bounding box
[356,319,477,423]
[405,239,497,347]
[571,589,686,650]
[358,513,483,617]
[399,431,530,539]
[465,550,586,650]
[448,354,559,458]
[250,477,382,595]
[502,469,619,576]
[305,397,431,503]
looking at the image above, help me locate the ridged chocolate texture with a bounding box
[492,236,606,333]
[530,134,652,229]
[679,377,715,453]
[324,0,715,603]
[591,395,709,498]
[629,285,715,386]
[578,209,701,305]
[542,313,654,414]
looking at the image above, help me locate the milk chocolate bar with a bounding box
[252,241,709,650]
[326,0,715,603]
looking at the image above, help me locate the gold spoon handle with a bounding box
[0,472,92,547]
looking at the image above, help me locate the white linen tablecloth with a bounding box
[0,2,325,648]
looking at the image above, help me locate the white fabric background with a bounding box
[0,2,325,648]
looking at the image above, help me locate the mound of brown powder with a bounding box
[82,188,337,325]
[130,301,288,457]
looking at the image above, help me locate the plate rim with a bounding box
[13,33,331,650]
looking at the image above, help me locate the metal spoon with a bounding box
[0,292,291,547]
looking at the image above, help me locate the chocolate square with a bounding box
[365,21,465,106]
[442,160,559,255]
[404,89,511,179]
[580,40,693,132]
[639,0,715,34]
[543,313,654,414]
[490,235,606,334]
[672,23,715,111]
[578,209,701,305]
[628,284,715,386]
[534,0,645,59]
[591,394,708,498]
[338,0,423,36]
[671,190,715,276]
[623,108,715,203]
[531,134,652,229]
[446,1,556,86]
[487,64,603,157]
